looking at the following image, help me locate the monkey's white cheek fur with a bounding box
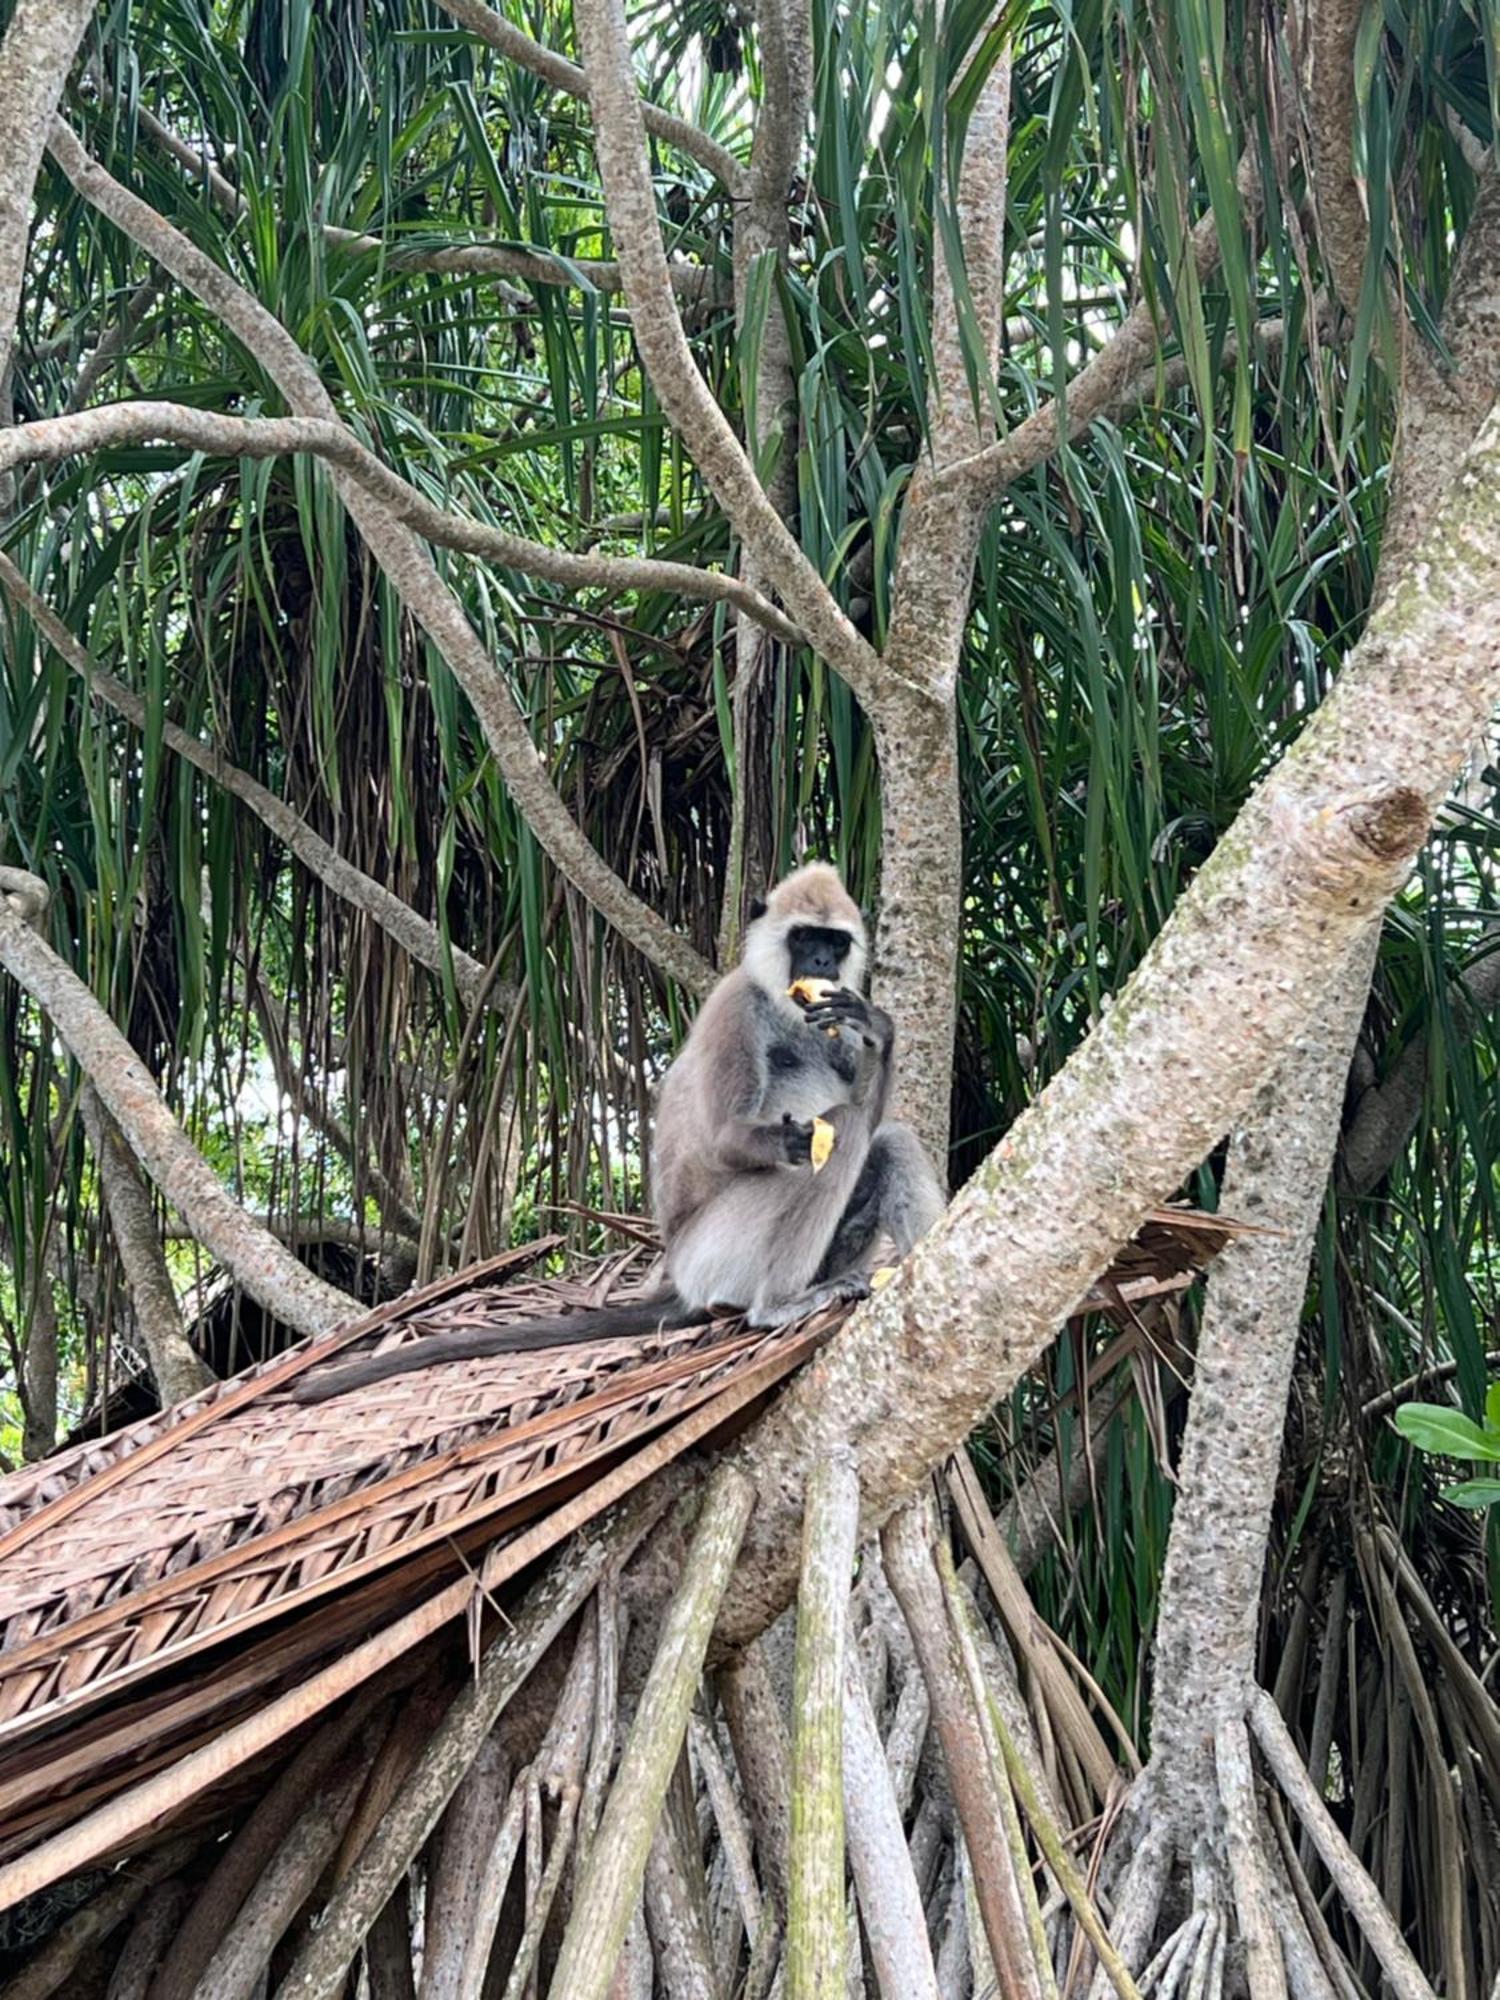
[810,1116,836,1172]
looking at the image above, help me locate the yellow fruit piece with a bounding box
[809,1116,836,1173]
[788,976,839,1006]
[869,1266,897,1290]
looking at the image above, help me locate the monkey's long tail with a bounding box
[290,1291,708,1405]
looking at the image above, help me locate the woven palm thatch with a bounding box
[0,1207,1239,1908]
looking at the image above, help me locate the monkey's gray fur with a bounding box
[294,864,944,1405]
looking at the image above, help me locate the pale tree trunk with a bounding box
[874,30,1012,1164]
[713,372,1500,1643]
[0,0,95,391]
[720,0,813,959]
[18,1254,58,1464]
[1124,25,1500,1938]
[1146,928,1377,1829]
[79,1086,215,1408]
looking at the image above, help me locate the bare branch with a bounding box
[549,1466,758,2000]
[570,0,883,709]
[1247,1688,1438,2000]
[0,399,803,644]
[786,1452,859,1999]
[933,154,1261,508]
[0,0,95,387]
[1299,0,1372,311]
[435,0,745,192]
[717,388,1500,1647]
[47,120,716,998]
[0,871,352,1340]
[1342,939,1500,1193]
[58,277,159,414]
[122,87,721,300]
[78,1085,215,1407]
[874,15,1012,1158]
[0,551,515,1018]
[272,1482,675,2000]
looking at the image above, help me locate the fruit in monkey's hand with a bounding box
[789,977,842,1037]
[869,1266,897,1289]
[809,1116,836,1173]
[788,977,839,1007]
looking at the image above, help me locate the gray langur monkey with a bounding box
[294,864,945,1405]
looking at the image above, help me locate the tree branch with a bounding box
[46,119,717,999]
[1341,939,1500,1193]
[0,870,352,1340]
[435,0,745,192]
[1300,0,1373,312]
[715,388,1500,1647]
[932,152,1261,508]
[78,1084,216,1407]
[0,0,94,388]
[114,70,726,301]
[0,551,518,1018]
[872,11,1012,1160]
[0,399,802,645]
[569,0,883,709]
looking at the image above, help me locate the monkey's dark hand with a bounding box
[779,1114,816,1165]
[803,990,894,1053]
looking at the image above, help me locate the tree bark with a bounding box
[713,389,1500,1646]
[0,0,94,389]
[0,872,352,1340]
[1148,930,1377,1834]
[79,1085,214,1407]
[785,1453,859,2000]
[47,122,716,1000]
[548,1467,757,2000]
[857,24,1012,1160]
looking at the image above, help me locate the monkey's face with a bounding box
[785,923,858,986]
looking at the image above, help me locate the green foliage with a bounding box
[1396,1383,1500,1509]
[0,1,1497,1903]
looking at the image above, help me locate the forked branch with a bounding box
[0,400,801,646]
[0,871,352,1341]
[47,120,716,999]
[570,0,883,708]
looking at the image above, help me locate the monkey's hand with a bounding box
[779,1114,816,1165]
[803,990,894,1055]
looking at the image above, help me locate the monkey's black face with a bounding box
[786,924,856,984]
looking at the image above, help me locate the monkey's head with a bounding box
[741,863,868,1005]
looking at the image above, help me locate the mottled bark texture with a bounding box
[0,1,95,389]
[0,872,352,1340]
[1146,928,1378,1835]
[868,28,1011,1164]
[47,123,715,1000]
[719,0,814,956]
[714,393,1500,1646]
[79,1086,214,1406]
[571,0,881,709]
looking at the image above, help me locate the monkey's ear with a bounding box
[748,896,768,923]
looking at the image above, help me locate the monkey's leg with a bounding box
[869,1120,946,1253]
[812,1121,946,1284]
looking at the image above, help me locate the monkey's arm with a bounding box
[713,1115,815,1172]
[802,992,896,1120]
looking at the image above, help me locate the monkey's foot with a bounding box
[747,1274,872,1330]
